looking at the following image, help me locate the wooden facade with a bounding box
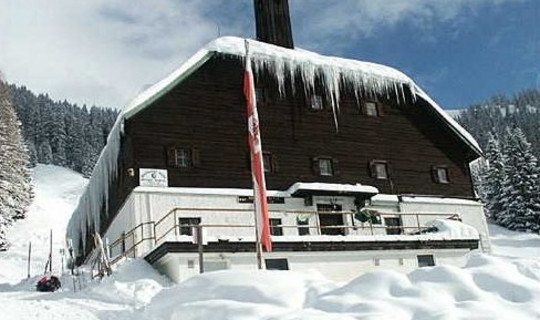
[98,54,478,237]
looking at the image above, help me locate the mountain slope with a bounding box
[0,165,87,283]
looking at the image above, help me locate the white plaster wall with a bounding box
[154,248,474,283]
[104,189,488,260]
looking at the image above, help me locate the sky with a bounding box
[0,0,538,110]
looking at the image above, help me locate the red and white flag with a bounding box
[244,43,272,252]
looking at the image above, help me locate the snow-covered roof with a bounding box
[287,182,378,197]
[122,36,481,156]
[400,196,482,206]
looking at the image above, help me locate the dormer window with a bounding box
[432,166,450,184]
[310,95,324,110]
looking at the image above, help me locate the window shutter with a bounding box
[377,102,384,116]
[271,154,279,173]
[311,157,320,175]
[386,161,392,177]
[333,158,340,176]
[192,147,200,167]
[246,152,251,170]
[431,166,438,183]
[166,147,176,167]
[369,161,376,178]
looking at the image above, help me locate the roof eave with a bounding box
[123,51,215,120]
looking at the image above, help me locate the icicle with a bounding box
[67,115,124,256]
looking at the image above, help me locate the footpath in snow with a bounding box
[0,165,539,320]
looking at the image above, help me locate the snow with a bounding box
[1,165,539,319]
[0,165,87,284]
[400,196,482,206]
[488,223,540,259]
[287,182,378,196]
[427,219,479,239]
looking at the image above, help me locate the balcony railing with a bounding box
[107,207,461,265]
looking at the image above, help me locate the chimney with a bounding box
[254,0,294,49]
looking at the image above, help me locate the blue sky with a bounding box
[0,0,538,110]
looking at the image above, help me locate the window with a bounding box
[166,146,199,168]
[176,149,192,167]
[297,217,310,236]
[312,157,338,176]
[364,101,379,116]
[310,95,324,110]
[319,158,334,176]
[370,160,389,179]
[432,166,449,184]
[417,255,435,267]
[178,217,201,236]
[270,218,283,236]
[265,258,289,270]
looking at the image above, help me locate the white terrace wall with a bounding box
[104,187,488,260]
[153,248,473,283]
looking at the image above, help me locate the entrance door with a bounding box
[317,204,344,235]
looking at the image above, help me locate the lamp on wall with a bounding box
[127,168,135,177]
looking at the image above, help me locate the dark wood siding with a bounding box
[102,54,477,236]
[126,56,475,198]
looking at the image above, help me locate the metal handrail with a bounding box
[107,207,461,265]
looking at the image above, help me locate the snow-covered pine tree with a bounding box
[499,128,540,232]
[8,84,119,175]
[481,134,507,223]
[0,78,33,249]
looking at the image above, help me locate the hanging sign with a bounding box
[139,168,168,187]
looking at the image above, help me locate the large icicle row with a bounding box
[245,44,414,131]
[66,115,123,257]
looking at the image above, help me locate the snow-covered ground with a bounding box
[0,165,539,320]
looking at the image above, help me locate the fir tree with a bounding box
[0,79,33,249]
[480,134,507,223]
[498,128,540,232]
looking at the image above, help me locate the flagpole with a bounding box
[245,39,264,270]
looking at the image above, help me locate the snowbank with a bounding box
[428,219,479,239]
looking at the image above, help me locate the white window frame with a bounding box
[436,167,449,184]
[374,162,388,179]
[365,101,379,116]
[175,148,193,168]
[319,158,334,176]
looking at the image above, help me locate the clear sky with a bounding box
[0,0,538,110]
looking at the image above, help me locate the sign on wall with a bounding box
[139,168,168,187]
